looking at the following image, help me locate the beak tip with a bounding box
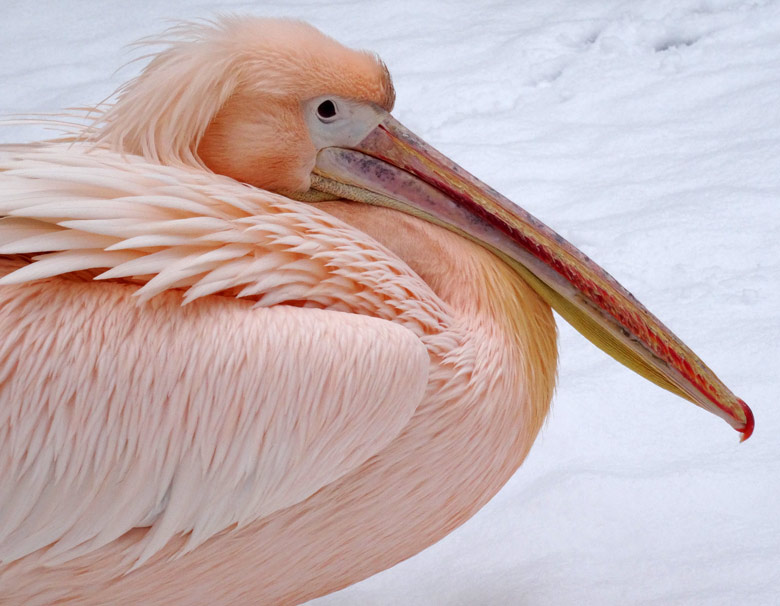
[738,399,754,442]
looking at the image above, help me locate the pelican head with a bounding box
[93,17,753,439]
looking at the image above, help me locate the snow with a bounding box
[2,0,779,603]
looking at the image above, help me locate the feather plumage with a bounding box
[0,17,558,605]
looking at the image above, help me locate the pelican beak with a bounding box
[308,112,754,441]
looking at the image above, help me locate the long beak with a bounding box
[308,112,754,441]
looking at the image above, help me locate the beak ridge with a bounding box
[308,112,753,440]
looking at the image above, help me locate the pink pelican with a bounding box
[0,17,753,605]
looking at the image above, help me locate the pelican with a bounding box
[0,17,753,605]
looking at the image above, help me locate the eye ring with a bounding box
[316,99,338,122]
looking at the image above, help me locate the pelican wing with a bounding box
[0,278,428,567]
[0,143,433,568]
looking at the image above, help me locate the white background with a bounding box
[2,1,778,603]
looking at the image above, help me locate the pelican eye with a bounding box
[316,99,338,122]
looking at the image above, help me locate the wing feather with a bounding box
[0,265,429,568]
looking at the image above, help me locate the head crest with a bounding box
[83,17,395,169]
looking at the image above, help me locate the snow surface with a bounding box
[2,0,779,604]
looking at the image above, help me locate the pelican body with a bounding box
[0,17,752,605]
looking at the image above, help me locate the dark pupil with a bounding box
[317,100,337,119]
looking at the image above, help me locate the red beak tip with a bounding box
[738,399,754,442]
